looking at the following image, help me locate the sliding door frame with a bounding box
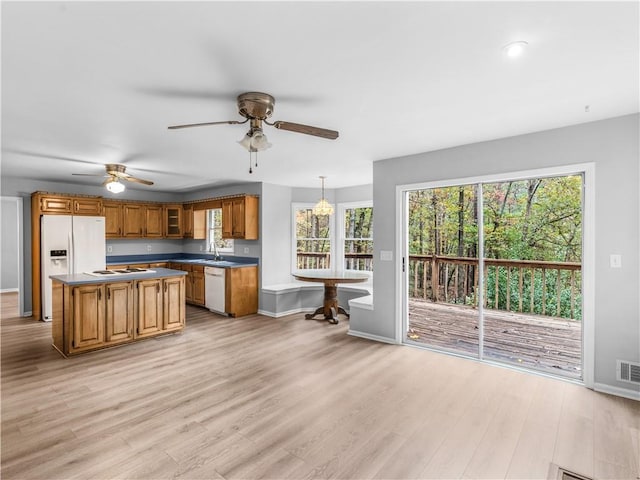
[396,163,595,387]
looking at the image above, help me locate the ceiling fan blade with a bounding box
[122,176,154,186]
[272,121,339,140]
[168,120,246,130]
[72,173,107,177]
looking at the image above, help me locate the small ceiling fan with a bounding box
[72,164,153,192]
[168,92,339,168]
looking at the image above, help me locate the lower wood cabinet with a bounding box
[70,284,105,353]
[105,282,134,344]
[52,276,185,357]
[135,279,164,337]
[169,262,205,306]
[164,276,186,331]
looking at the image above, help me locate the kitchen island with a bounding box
[50,268,187,357]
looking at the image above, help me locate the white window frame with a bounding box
[206,208,234,254]
[291,202,335,271]
[396,162,595,387]
[337,201,373,272]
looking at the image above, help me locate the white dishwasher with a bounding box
[204,267,226,314]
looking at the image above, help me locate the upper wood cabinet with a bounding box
[122,204,145,237]
[145,205,163,237]
[37,195,102,216]
[183,205,206,240]
[221,196,258,240]
[164,205,183,238]
[122,204,163,237]
[73,198,103,216]
[39,195,73,214]
[103,201,123,238]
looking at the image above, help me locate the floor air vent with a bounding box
[548,463,593,480]
[617,359,640,384]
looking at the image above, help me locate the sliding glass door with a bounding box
[404,171,584,381]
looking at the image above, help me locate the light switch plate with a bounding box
[610,254,622,268]
[380,250,393,261]
[147,244,152,252]
[107,245,113,253]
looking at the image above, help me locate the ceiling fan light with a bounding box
[250,130,272,151]
[503,40,528,58]
[106,178,125,193]
[238,132,253,151]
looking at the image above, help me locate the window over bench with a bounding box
[339,202,373,272]
[293,205,332,270]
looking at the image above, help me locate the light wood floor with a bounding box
[2,305,638,480]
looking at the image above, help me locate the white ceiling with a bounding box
[2,1,638,192]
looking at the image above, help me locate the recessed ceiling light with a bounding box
[503,41,528,58]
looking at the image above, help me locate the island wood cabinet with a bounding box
[69,283,106,353]
[51,275,185,357]
[135,277,185,337]
[105,282,134,344]
[221,196,258,240]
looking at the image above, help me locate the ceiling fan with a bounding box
[72,164,153,193]
[168,92,339,172]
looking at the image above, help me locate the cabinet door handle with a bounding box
[98,289,102,300]
[164,282,167,292]
[107,288,111,300]
[156,283,160,293]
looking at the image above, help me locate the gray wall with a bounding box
[1,197,21,291]
[261,183,293,286]
[372,114,639,393]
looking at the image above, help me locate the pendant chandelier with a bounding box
[312,176,333,216]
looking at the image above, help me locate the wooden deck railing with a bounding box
[409,255,582,320]
[296,252,582,320]
[296,252,374,271]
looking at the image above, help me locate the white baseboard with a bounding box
[594,382,640,401]
[258,308,313,318]
[348,329,397,345]
[23,311,32,317]
[0,288,19,293]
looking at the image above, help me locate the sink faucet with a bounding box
[210,240,222,261]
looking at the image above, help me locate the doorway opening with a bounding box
[403,170,585,381]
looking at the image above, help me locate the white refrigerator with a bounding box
[41,215,106,321]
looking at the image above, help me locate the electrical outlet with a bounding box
[244,247,250,254]
[107,245,113,253]
[200,245,203,251]
[147,244,152,252]
[610,254,622,268]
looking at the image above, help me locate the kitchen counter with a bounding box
[105,257,258,269]
[50,267,187,285]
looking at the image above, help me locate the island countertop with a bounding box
[50,267,187,285]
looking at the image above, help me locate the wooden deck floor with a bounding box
[408,299,582,379]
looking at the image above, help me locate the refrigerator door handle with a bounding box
[68,231,74,275]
